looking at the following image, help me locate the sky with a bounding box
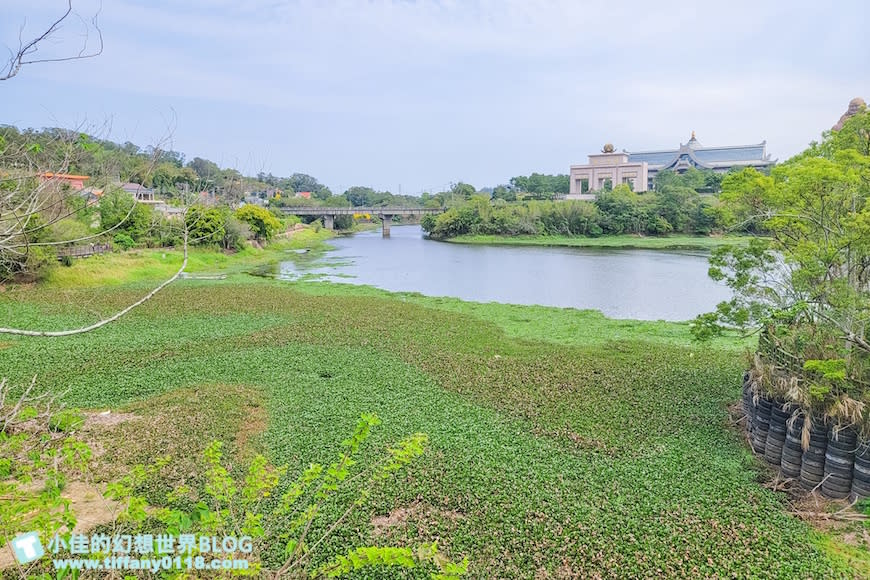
[2,0,868,195]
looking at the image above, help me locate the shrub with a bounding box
[112,232,135,250]
[48,409,85,432]
[99,188,154,241]
[105,414,468,577]
[185,205,226,245]
[222,216,252,250]
[334,214,354,230]
[1,378,89,561]
[235,205,283,240]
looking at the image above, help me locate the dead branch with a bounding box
[1,1,103,82]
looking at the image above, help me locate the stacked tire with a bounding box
[764,403,790,466]
[852,442,870,498]
[751,397,771,455]
[739,371,870,501]
[822,427,856,499]
[799,420,828,491]
[780,413,804,479]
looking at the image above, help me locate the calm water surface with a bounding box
[278,225,730,321]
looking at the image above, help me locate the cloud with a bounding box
[2,0,868,192]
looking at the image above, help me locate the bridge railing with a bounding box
[277,207,442,216]
[56,243,112,259]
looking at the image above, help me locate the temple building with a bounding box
[568,133,775,198]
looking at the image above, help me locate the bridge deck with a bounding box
[277,206,441,216]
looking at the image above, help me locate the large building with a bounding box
[568,148,648,198]
[568,133,775,198]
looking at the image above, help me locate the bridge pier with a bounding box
[381,214,393,237]
[323,214,334,230]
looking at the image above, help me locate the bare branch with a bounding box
[1,1,103,82]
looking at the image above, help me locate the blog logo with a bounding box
[11,532,44,564]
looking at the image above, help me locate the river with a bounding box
[278,225,731,321]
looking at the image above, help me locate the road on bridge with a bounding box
[278,206,443,237]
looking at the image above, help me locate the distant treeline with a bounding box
[421,169,733,239]
[0,125,422,208]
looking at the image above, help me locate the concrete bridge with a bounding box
[279,206,443,237]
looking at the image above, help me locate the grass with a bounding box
[448,233,751,251]
[0,235,864,577]
[42,228,334,289]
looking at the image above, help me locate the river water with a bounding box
[277,225,731,321]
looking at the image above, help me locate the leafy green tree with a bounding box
[804,102,870,158]
[696,109,870,363]
[654,186,695,232]
[594,185,645,234]
[235,205,283,240]
[185,205,226,245]
[222,216,251,250]
[98,188,153,241]
[344,186,378,206]
[285,173,332,200]
[509,173,569,196]
[112,232,135,250]
[423,205,479,238]
[187,157,223,183]
[655,168,724,194]
[450,182,476,200]
[491,185,516,202]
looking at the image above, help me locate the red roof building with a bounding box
[39,173,90,190]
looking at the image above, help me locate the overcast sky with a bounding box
[2,0,868,194]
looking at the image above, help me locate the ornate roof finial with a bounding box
[602,143,615,153]
[691,130,696,140]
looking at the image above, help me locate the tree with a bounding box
[344,186,378,207]
[491,185,516,202]
[185,205,225,245]
[695,108,870,361]
[509,173,569,196]
[0,124,192,337]
[594,185,646,234]
[98,188,154,242]
[285,173,332,200]
[450,182,476,200]
[0,126,151,279]
[235,205,282,240]
[187,157,223,190]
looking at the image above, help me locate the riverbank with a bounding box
[447,233,751,250]
[40,227,335,289]
[1,232,866,577]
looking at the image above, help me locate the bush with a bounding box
[48,409,85,432]
[113,232,135,250]
[1,378,89,557]
[334,214,353,230]
[222,216,251,250]
[0,246,57,282]
[185,205,226,245]
[49,218,92,243]
[99,188,154,241]
[103,414,467,577]
[235,204,283,240]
